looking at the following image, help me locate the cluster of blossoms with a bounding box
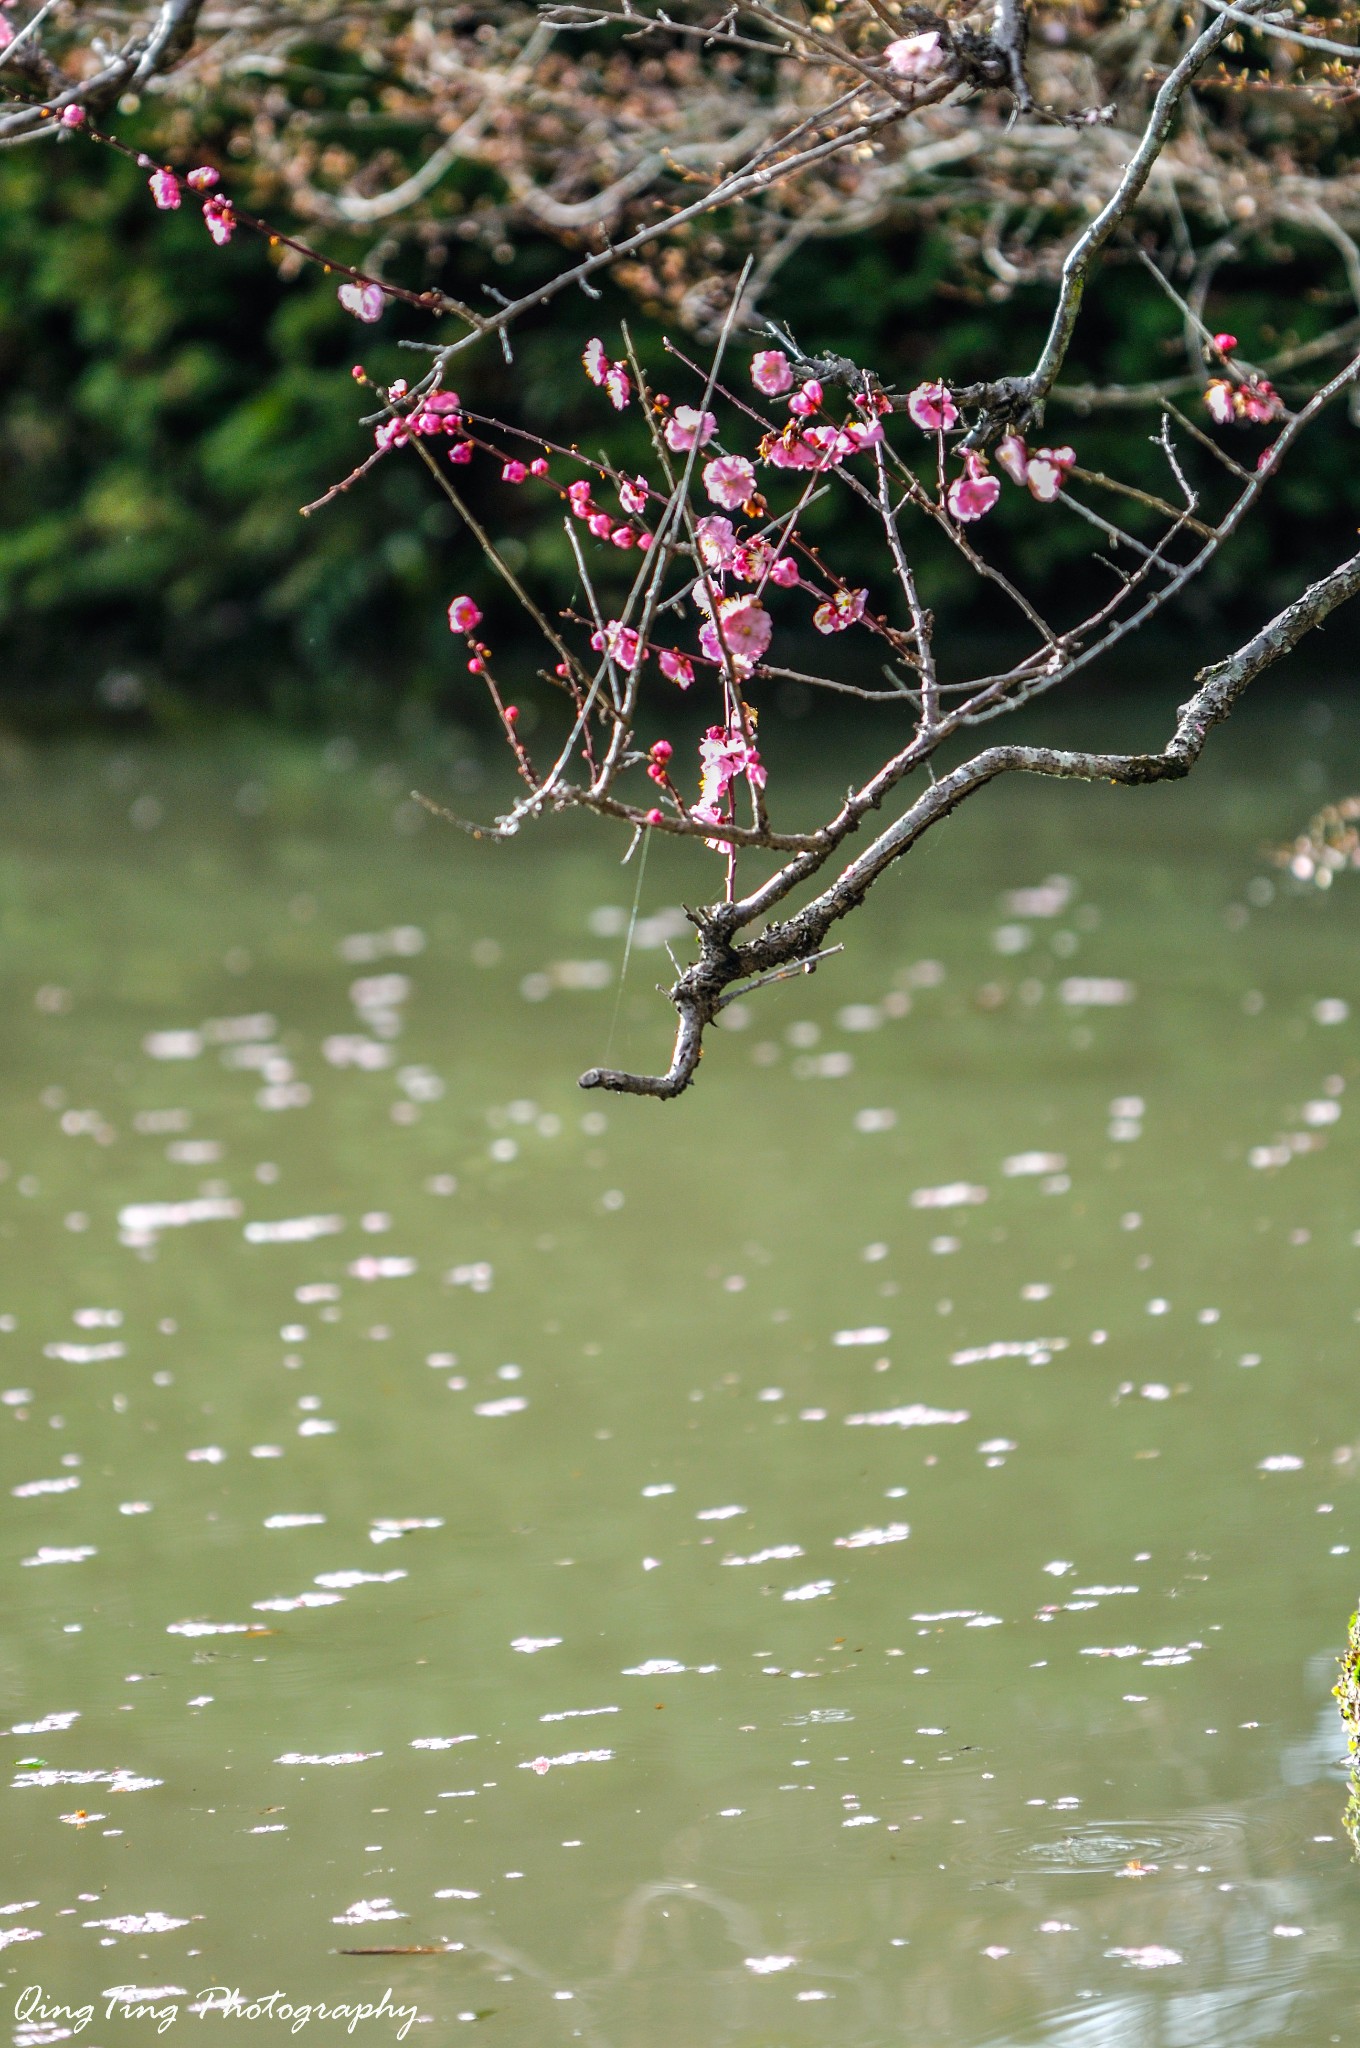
[370,382,468,457]
[1203,333,1281,426]
[429,335,1096,840]
[903,381,1075,518]
[147,162,232,239]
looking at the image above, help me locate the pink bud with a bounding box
[467,658,483,674]
[448,596,483,635]
[610,526,635,548]
[149,169,181,210]
[502,460,528,484]
[529,457,549,477]
[646,808,664,826]
[60,105,86,130]
[448,441,473,464]
[186,166,220,191]
[1212,332,1237,354]
[587,513,613,538]
[650,739,674,763]
[770,557,799,588]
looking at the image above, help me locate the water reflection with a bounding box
[2,722,1360,2042]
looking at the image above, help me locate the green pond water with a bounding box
[2,698,1360,2046]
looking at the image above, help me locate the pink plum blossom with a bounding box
[603,361,631,411]
[734,539,773,582]
[788,378,823,417]
[659,649,695,689]
[338,281,385,323]
[699,596,773,675]
[1212,331,1238,354]
[619,475,649,516]
[567,480,593,517]
[752,350,793,396]
[883,31,945,79]
[842,419,884,454]
[186,166,220,191]
[696,516,738,570]
[448,440,472,464]
[664,406,717,453]
[762,430,820,470]
[1024,445,1075,502]
[60,105,85,129]
[770,555,800,588]
[149,169,181,210]
[591,620,644,669]
[906,381,958,432]
[801,424,849,467]
[502,460,528,484]
[703,455,756,509]
[583,338,608,385]
[202,194,236,244]
[813,587,868,634]
[587,512,613,538]
[947,452,1000,522]
[448,596,482,633]
[611,526,635,548]
[530,457,549,477]
[411,391,461,433]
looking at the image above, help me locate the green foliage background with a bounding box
[3,124,1358,729]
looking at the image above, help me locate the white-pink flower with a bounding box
[665,406,718,454]
[947,453,1000,522]
[996,433,1029,487]
[1025,445,1075,503]
[813,587,868,635]
[883,32,945,80]
[202,194,235,245]
[697,722,767,811]
[186,166,220,191]
[699,597,773,675]
[751,350,793,397]
[583,338,608,386]
[907,381,958,433]
[149,169,181,210]
[696,516,738,570]
[338,281,385,323]
[603,361,631,411]
[619,475,649,516]
[447,596,482,634]
[1205,379,1235,425]
[703,455,756,510]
